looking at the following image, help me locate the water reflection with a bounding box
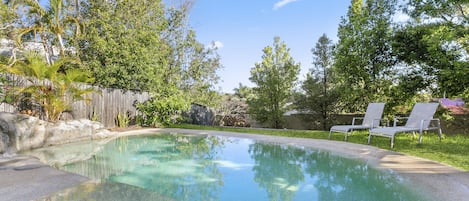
[249,142,426,201]
[61,134,226,201]
[41,180,176,201]
[303,150,423,201]
[304,150,366,200]
[249,143,306,201]
[30,134,427,201]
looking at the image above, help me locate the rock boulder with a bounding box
[0,112,114,153]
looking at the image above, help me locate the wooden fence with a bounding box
[1,74,151,128]
[70,86,150,127]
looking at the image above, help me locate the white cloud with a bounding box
[213,41,224,49]
[207,41,224,50]
[273,0,298,10]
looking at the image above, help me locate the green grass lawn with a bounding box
[169,124,469,171]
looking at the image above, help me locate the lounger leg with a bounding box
[418,131,423,144]
[328,130,332,140]
[344,132,348,141]
[367,134,372,144]
[437,119,442,141]
[391,136,394,148]
[438,128,442,141]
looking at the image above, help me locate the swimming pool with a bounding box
[27,132,429,201]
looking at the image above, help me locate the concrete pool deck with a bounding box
[1,128,468,201]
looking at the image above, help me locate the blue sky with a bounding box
[188,0,351,93]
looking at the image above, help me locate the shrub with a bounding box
[136,86,190,127]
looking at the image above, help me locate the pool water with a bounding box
[29,133,429,201]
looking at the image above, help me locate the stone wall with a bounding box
[0,112,114,154]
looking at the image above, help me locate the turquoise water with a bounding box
[32,133,429,201]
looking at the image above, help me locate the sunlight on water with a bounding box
[212,160,253,170]
[272,177,300,192]
[26,133,431,201]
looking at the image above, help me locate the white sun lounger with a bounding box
[329,103,386,141]
[368,102,442,148]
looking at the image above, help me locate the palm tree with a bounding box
[6,51,94,121]
[12,0,81,62]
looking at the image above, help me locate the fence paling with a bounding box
[2,74,151,128]
[71,86,150,127]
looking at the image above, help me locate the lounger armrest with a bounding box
[370,118,387,128]
[422,118,441,130]
[393,116,409,127]
[352,117,364,125]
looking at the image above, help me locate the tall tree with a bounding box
[248,37,300,129]
[163,2,222,106]
[2,0,222,126]
[395,0,469,99]
[0,1,19,65]
[78,0,222,106]
[0,1,16,38]
[295,34,338,130]
[9,0,82,64]
[78,0,223,126]
[178,38,222,107]
[334,0,397,111]
[78,0,169,91]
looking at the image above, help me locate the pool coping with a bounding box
[1,128,468,201]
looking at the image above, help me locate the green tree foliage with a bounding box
[392,24,468,99]
[163,3,222,106]
[78,0,221,105]
[248,37,300,128]
[5,0,81,64]
[233,83,255,101]
[78,0,169,91]
[0,1,17,38]
[178,39,222,107]
[396,0,469,99]
[334,0,396,111]
[295,34,339,130]
[1,0,222,126]
[5,52,94,121]
[79,0,220,96]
